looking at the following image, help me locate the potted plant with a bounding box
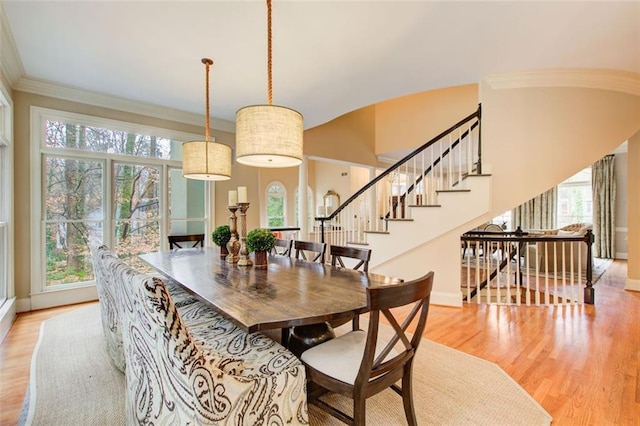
[211,225,231,256]
[246,228,276,268]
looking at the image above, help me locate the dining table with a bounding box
[138,248,403,342]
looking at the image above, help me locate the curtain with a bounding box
[592,155,616,258]
[511,187,557,230]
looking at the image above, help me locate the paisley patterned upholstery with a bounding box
[90,243,199,373]
[90,244,126,372]
[109,255,308,425]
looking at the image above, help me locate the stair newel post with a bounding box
[476,103,482,175]
[319,217,326,244]
[584,229,595,304]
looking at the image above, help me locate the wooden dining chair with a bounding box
[301,272,434,426]
[330,245,371,273]
[294,240,327,263]
[329,245,372,330]
[167,234,205,249]
[270,238,292,257]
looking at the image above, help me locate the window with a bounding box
[266,183,286,227]
[0,89,11,309]
[0,138,8,306]
[557,167,592,227]
[33,108,209,293]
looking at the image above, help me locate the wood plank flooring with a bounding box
[0,260,638,425]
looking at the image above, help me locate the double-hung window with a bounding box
[557,167,592,227]
[266,182,286,227]
[32,108,209,301]
[0,89,11,310]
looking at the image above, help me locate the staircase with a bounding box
[313,105,489,272]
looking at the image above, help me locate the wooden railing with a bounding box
[313,105,482,248]
[460,228,595,306]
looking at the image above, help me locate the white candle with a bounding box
[228,190,237,206]
[238,186,248,203]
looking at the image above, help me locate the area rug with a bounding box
[462,255,612,285]
[21,305,552,425]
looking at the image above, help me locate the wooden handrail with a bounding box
[315,104,482,235]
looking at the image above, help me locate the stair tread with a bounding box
[408,204,441,208]
[387,218,413,222]
[364,230,390,234]
[436,189,471,193]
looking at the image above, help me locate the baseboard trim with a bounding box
[615,252,628,260]
[625,278,640,292]
[430,291,463,307]
[30,285,98,311]
[0,297,16,344]
[16,297,31,313]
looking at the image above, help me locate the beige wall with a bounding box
[482,84,640,216]
[12,73,639,306]
[374,84,479,156]
[304,105,378,166]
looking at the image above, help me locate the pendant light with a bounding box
[183,58,232,180]
[235,0,303,168]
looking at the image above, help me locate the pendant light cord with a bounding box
[267,0,273,105]
[202,58,213,141]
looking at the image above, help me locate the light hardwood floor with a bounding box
[0,260,638,425]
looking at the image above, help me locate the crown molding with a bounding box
[14,77,237,133]
[0,3,25,88]
[484,69,640,97]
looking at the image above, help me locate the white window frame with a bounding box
[30,107,214,309]
[266,181,287,227]
[0,82,14,342]
[557,167,593,228]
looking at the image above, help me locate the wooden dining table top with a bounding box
[138,247,403,333]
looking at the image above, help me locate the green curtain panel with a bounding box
[592,155,616,258]
[512,187,557,230]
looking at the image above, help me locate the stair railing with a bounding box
[313,104,482,249]
[460,228,596,305]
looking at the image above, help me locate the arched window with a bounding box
[266,182,286,227]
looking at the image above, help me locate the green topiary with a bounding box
[211,225,231,247]
[246,228,276,253]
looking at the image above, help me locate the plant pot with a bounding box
[254,251,268,268]
[220,245,229,257]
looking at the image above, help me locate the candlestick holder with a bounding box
[237,202,252,267]
[226,205,241,263]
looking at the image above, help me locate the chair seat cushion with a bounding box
[301,330,398,385]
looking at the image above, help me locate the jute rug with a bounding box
[21,305,552,425]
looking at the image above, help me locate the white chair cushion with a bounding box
[301,330,398,385]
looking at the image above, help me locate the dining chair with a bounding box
[294,240,327,263]
[270,238,292,256]
[301,271,435,426]
[167,233,205,249]
[330,245,371,273]
[329,245,372,330]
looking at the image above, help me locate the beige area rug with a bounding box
[462,256,612,285]
[21,305,552,425]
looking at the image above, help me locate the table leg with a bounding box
[287,323,335,358]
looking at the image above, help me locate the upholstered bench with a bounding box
[90,244,308,424]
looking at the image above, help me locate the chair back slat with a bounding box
[330,245,371,272]
[294,240,326,263]
[271,238,292,256]
[168,234,205,249]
